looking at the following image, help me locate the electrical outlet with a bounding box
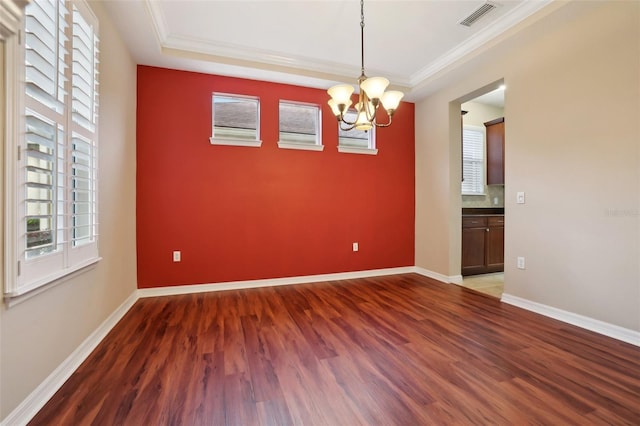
[173,251,181,262]
[353,242,359,252]
[517,256,525,269]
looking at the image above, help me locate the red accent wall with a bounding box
[136,65,415,288]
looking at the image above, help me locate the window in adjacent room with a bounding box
[4,0,100,298]
[277,101,323,151]
[337,109,377,155]
[461,126,485,195]
[210,93,261,147]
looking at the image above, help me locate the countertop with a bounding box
[462,207,504,216]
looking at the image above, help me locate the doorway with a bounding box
[459,85,505,297]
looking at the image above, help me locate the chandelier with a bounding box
[327,0,404,131]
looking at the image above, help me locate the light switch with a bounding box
[173,251,181,262]
[516,192,525,204]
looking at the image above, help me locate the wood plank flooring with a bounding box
[30,274,640,425]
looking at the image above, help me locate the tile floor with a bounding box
[461,273,504,298]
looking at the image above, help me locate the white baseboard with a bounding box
[138,266,416,298]
[1,291,139,426]
[413,267,460,284]
[501,293,640,347]
[448,274,464,285]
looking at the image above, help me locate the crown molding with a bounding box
[409,0,554,86]
[142,0,554,93]
[143,0,169,47]
[143,0,410,87]
[161,33,410,88]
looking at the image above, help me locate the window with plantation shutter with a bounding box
[4,0,100,298]
[461,126,485,195]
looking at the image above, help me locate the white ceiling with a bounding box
[103,0,553,101]
[471,87,505,108]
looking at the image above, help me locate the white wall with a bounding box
[416,1,640,330]
[0,1,138,419]
[461,101,503,128]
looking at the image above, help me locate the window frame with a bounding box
[277,100,323,152]
[337,108,377,155]
[210,92,262,147]
[4,0,101,299]
[461,125,486,195]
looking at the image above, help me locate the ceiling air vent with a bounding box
[459,2,498,27]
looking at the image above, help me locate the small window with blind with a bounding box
[277,101,323,151]
[4,0,100,298]
[337,109,377,155]
[210,93,261,147]
[462,126,485,195]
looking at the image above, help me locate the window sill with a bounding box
[462,193,487,197]
[338,146,378,155]
[277,141,324,151]
[4,257,102,307]
[210,137,262,147]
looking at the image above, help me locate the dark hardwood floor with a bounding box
[30,274,640,425]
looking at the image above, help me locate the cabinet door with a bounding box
[485,118,505,185]
[486,225,504,272]
[462,227,487,276]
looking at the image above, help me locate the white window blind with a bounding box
[210,93,261,147]
[338,109,375,151]
[4,0,100,297]
[278,101,321,148]
[462,126,485,195]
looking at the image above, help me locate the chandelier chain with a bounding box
[360,0,365,76]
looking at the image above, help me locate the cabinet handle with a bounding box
[486,228,489,232]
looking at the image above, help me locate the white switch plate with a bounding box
[517,256,525,269]
[516,192,526,204]
[353,242,359,252]
[173,251,181,262]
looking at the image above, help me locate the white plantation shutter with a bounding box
[462,126,485,195]
[24,0,68,114]
[71,4,98,132]
[70,2,98,251]
[5,0,100,297]
[71,132,96,247]
[24,111,61,259]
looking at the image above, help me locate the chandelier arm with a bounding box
[340,115,357,126]
[373,116,393,128]
[339,121,357,131]
[361,91,378,123]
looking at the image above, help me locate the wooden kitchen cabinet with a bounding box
[462,215,504,276]
[484,117,505,185]
[485,216,504,272]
